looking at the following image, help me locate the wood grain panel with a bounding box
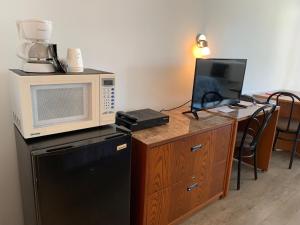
[147,176,210,225]
[209,125,232,198]
[168,175,209,223]
[190,181,209,209]
[147,144,171,195]
[169,132,211,185]
[169,138,191,185]
[208,162,227,197]
[274,101,300,120]
[223,122,237,197]
[167,180,191,223]
[256,108,279,171]
[212,126,232,163]
[276,132,300,154]
[193,149,210,182]
[146,189,169,225]
[189,132,211,177]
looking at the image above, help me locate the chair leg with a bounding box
[272,130,279,151]
[237,148,242,190]
[289,138,298,169]
[253,149,258,180]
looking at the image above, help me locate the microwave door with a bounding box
[31,134,131,225]
[31,83,90,128]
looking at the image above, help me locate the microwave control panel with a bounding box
[101,77,115,114]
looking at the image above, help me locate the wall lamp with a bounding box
[193,33,210,58]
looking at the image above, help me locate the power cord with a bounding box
[160,100,192,112]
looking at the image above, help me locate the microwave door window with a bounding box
[31,83,90,127]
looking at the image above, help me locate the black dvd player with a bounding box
[115,108,169,131]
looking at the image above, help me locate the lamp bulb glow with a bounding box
[193,45,210,58]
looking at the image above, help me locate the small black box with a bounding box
[116,108,169,131]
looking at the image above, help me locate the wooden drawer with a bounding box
[167,179,192,223]
[168,176,208,222]
[170,131,211,184]
[190,181,209,210]
[146,175,208,225]
[147,132,211,195]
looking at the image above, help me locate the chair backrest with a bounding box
[267,91,300,131]
[240,104,276,150]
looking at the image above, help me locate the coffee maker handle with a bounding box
[17,43,29,61]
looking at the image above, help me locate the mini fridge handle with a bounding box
[32,133,127,156]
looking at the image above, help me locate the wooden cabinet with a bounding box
[131,109,235,225]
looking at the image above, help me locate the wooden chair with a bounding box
[235,103,276,190]
[267,92,300,169]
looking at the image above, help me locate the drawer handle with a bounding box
[187,183,199,192]
[191,144,204,152]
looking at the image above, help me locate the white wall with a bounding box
[201,0,300,94]
[0,0,204,224]
[282,2,300,91]
[1,1,300,225]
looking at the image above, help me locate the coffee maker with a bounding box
[16,19,56,73]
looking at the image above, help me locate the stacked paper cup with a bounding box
[66,48,84,72]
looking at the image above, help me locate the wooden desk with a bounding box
[131,109,236,225]
[207,104,279,171]
[254,91,300,153]
[255,90,300,104]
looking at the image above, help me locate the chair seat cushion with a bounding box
[277,118,300,133]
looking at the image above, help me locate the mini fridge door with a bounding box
[31,133,131,225]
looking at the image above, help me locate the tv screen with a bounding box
[191,58,247,110]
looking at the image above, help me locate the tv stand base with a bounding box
[182,110,199,120]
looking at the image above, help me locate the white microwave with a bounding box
[9,69,115,139]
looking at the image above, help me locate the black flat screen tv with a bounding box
[191,58,247,111]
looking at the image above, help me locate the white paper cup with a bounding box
[67,48,84,72]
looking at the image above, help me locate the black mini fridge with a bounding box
[15,125,131,225]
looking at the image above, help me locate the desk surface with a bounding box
[207,103,272,122]
[255,90,300,104]
[132,107,233,147]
